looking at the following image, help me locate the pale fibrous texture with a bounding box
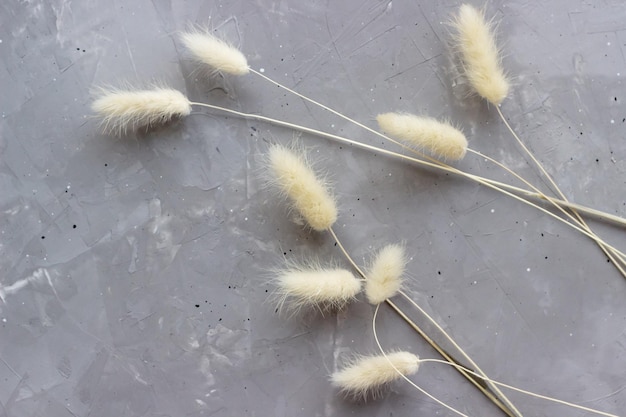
[377,113,468,160]
[267,144,338,231]
[180,30,249,76]
[331,351,420,400]
[365,244,406,304]
[91,87,192,135]
[453,4,509,105]
[274,263,362,314]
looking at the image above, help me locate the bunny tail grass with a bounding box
[365,244,406,304]
[91,87,192,135]
[453,4,509,105]
[331,351,420,400]
[267,144,338,231]
[180,30,249,75]
[377,113,468,160]
[274,264,361,314]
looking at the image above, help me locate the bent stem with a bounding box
[420,358,620,417]
[247,69,624,224]
[398,290,524,417]
[190,101,626,245]
[383,298,516,417]
[466,148,626,278]
[247,68,626,271]
[249,68,409,151]
[496,106,626,278]
[328,226,519,417]
[247,69,626,275]
[372,304,470,417]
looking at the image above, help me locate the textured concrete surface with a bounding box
[1,1,625,416]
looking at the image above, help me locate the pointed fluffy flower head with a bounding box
[267,144,338,231]
[377,113,468,160]
[180,30,249,76]
[365,244,406,305]
[331,351,420,400]
[452,4,509,105]
[274,261,362,315]
[91,86,192,135]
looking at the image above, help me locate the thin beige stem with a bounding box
[192,100,626,258]
[466,172,626,258]
[382,299,517,417]
[467,148,626,277]
[327,227,519,417]
[250,70,626,272]
[496,107,561,196]
[327,227,366,278]
[496,106,626,278]
[372,305,471,417]
[420,358,620,417]
[250,68,409,151]
[498,187,626,225]
[193,100,626,257]
[190,101,626,228]
[253,68,496,192]
[399,290,524,417]
[479,179,626,226]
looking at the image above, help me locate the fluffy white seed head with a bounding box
[274,263,362,315]
[365,244,406,305]
[267,144,338,231]
[452,4,509,105]
[331,351,420,400]
[180,30,249,76]
[377,113,468,160]
[91,87,192,135]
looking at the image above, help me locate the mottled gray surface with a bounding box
[1,0,625,416]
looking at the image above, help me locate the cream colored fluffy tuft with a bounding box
[365,244,406,304]
[452,4,509,105]
[180,30,249,76]
[331,351,420,400]
[274,263,362,314]
[267,144,338,231]
[377,113,468,160]
[91,87,192,135]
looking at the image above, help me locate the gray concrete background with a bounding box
[1,0,625,416]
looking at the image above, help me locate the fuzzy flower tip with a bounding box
[91,87,192,135]
[331,351,420,400]
[180,30,249,76]
[274,264,362,314]
[453,4,509,105]
[268,144,338,231]
[365,244,406,305]
[377,113,468,160]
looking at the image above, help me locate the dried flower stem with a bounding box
[419,358,619,417]
[372,305,481,417]
[190,101,626,240]
[327,227,366,277]
[257,70,626,275]
[382,299,517,417]
[495,106,626,277]
[181,25,626,270]
[328,226,519,416]
[397,290,524,417]
[374,307,619,417]
[222,70,626,235]
[249,68,626,276]
[467,146,626,277]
